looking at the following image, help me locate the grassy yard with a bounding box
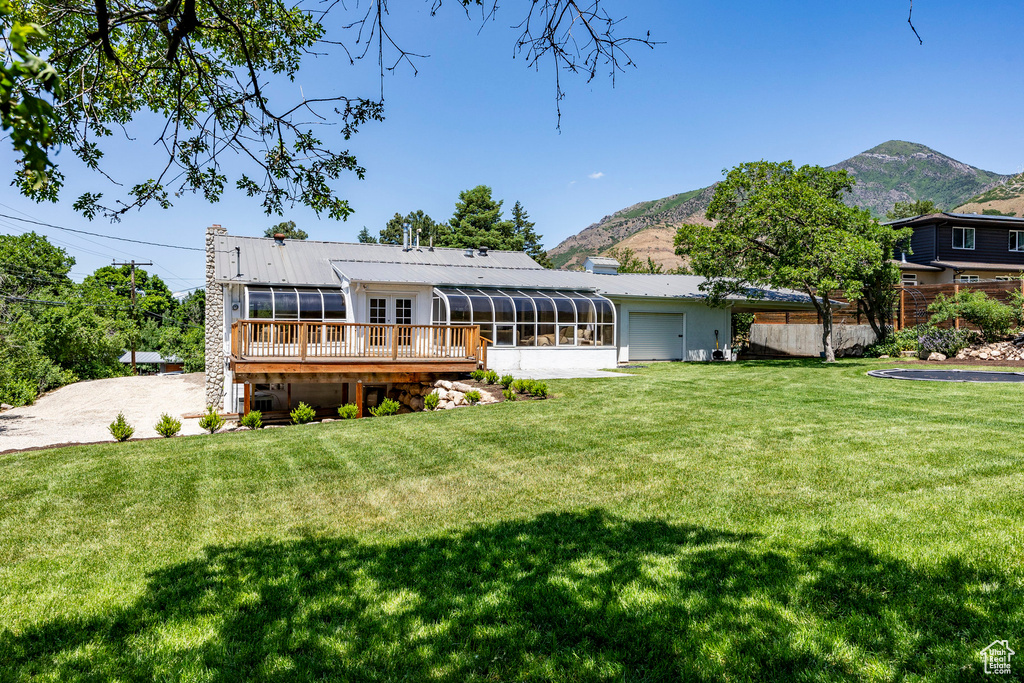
[2,360,1023,681]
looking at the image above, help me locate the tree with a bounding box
[0,1,655,220]
[379,211,449,246]
[264,221,308,240]
[675,161,902,362]
[357,227,377,244]
[886,200,940,221]
[855,231,907,342]
[604,247,664,274]
[445,185,520,251]
[509,201,552,268]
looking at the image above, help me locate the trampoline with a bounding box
[868,368,1024,383]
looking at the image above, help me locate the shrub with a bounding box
[369,397,401,417]
[240,410,263,430]
[499,374,514,389]
[470,369,486,382]
[290,401,316,424]
[483,370,499,385]
[512,379,532,394]
[464,389,482,405]
[198,405,226,433]
[108,412,135,442]
[424,393,440,411]
[502,388,516,401]
[337,403,359,419]
[154,413,181,438]
[928,290,1016,342]
[864,326,922,358]
[530,382,549,398]
[0,378,37,407]
[918,328,979,357]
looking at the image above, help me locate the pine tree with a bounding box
[510,200,552,268]
[357,227,377,243]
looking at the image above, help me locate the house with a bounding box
[203,225,816,415]
[118,351,183,374]
[888,212,1024,285]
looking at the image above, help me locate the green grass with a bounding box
[2,360,1024,681]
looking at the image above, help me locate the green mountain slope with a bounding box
[547,141,1011,269]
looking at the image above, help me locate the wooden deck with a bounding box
[229,320,487,382]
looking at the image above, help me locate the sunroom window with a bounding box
[431,287,615,348]
[246,287,348,321]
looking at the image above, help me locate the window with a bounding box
[1010,231,1024,252]
[956,275,980,283]
[995,276,1015,281]
[247,287,347,321]
[952,227,975,250]
[431,287,615,349]
[901,273,917,286]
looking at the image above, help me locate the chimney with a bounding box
[273,232,285,246]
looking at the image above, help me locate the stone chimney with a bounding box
[205,224,228,409]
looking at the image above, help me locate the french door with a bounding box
[368,296,414,351]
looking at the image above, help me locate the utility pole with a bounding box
[112,260,152,374]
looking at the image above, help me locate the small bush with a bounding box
[499,374,514,389]
[470,369,486,382]
[502,388,516,401]
[530,382,549,398]
[337,403,359,419]
[918,328,979,357]
[369,398,401,417]
[290,401,316,424]
[483,370,499,385]
[154,413,181,438]
[864,326,922,358]
[198,406,226,433]
[512,379,532,394]
[464,389,482,405]
[108,412,135,442]
[424,393,440,411]
[240,410,263,430]
[928,290,1017,342]
[0,379,37,407]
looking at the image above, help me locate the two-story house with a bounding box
[887,212,1024,285]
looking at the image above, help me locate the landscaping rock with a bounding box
[436,380,453,390]
[927,352,947,362]
[877,355,890,359]
[321,418,337,423]
[452,382,474,393]
[0,403,12,411]
[442,402,456,410]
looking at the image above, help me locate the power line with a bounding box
[0,212,203,251]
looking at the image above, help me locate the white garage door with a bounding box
[629,312,684,360]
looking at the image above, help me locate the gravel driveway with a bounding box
[0,373,208,452]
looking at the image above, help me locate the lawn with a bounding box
[2,360,1023,681]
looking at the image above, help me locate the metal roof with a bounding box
[931,260,1024,272]
[584,256,621,265]
[213,235,542,286]
[118,351,180,364]
[884,212,1024,228]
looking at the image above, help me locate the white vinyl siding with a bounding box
[628,312,684,360]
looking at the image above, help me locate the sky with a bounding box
[2,0,1024,293]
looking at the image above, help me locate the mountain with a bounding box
[547,140,1011,269]
[954,171,1024,216]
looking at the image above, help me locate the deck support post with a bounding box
[287,383,292,411]
[356,380,363,418]
[243,383,251,415]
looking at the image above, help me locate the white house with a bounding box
[204,225,815,415]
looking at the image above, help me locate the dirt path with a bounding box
[0,373,208,453]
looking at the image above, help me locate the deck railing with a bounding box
[231,320,483,362]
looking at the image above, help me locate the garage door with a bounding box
[629,312,684,360]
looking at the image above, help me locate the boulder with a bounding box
[410,396,424,411]
[436,380,453,390]
[927,352,947,362]
[0,403,12,411]
[877,355,890,359]
[443,401,456,410]
[979,352,989,360]
[452,382,474,393]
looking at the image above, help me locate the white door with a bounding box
[629,312,684,360]
[368,296,415,352]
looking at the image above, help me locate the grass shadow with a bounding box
[2,510,1018,681]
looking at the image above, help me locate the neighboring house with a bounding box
[888,212,1024,285]
[203,225,816,414]
[118,351,183,374]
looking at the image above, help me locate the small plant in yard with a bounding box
[198,406,226,433]
[512,379,533,394]
[154,413,181,438]
[369,398,401,417]
[864,326,922,357]
[530,382,549,398]
[465,390,481,405]
[108,412,135,442]
[502,388,516,401]
[291,402,316,424]
[484,370,499,385]
[424,393,440,411]
[337,403,359,419]
[499,374,514,389]
[918,327,979,357]
[240,410,263,430]
[470,369,486,382]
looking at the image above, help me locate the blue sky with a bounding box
[2,0,1024,291]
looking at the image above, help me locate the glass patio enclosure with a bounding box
[246,287,347,321]
[432,287,615,348]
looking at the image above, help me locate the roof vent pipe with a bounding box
[402,222,411,251]
[429,234,434,252]
[464,248,474,258]
[478,246,488,256]
[416,227,422,250]
[273,233,285,246]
